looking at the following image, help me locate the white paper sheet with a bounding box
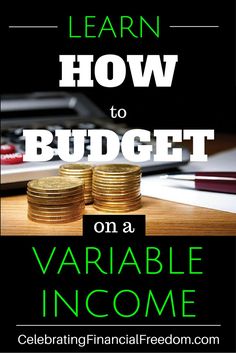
[141,148,236,213]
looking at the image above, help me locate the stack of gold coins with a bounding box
[93,164,142,213]
[27,176,85,223]
[59,164,93,204]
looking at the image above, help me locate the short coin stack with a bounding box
[27,176,85,223]
[93,164,142,212]
[59,164,93,204]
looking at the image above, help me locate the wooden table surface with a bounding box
[1,133,236,236]
[1,194,236,236]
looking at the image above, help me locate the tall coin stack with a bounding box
[59,164,93,204]
[27,176,85,223]
[93,164,142,212]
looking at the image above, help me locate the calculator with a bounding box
[1,92,190,190]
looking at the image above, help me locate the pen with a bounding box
[160,172,236,194]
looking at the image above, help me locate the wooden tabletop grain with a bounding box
[1,133,236,236]
[1,194,236,236]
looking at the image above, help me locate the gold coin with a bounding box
[93,179,139,183]
[28,213,83,220]
[27,208,84,215]
[28,205,84,215]
[28,176,84,192]
[93,176,140,183]
[93,172,140,176]
[28,209,83,216]
[27,187,84,196]
[60,164,93,171]
[94,164,140,175]
[27,196,84,205]
[92,179,140,186]
[28,203,84,211]
[94,202,141,208]
[94,199,141,207]
[92,191,140,199]
[92,185,140,191]
[28,209,83,217]
[28,214,82,224]
[60,171,92,177]
[93,172,140,177]
[28,208,84,215]
[93,182,140,187]
[94,195,141,202]
[94,199,141,206]
[60,173,92,180]
[26,190,84,198]
[93,173,140,179]
[27,189,84,196]
[92,191,140,197]
[27,190,84,198]
[93,204,141,213]
[92,198,140,204]
[28,201,84,209]
[92,190,140,196]
[94,198,142,206]
[28,202,84,208]
[93,176,140,181]
[28,204,84,216]
[92,184,140,191]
